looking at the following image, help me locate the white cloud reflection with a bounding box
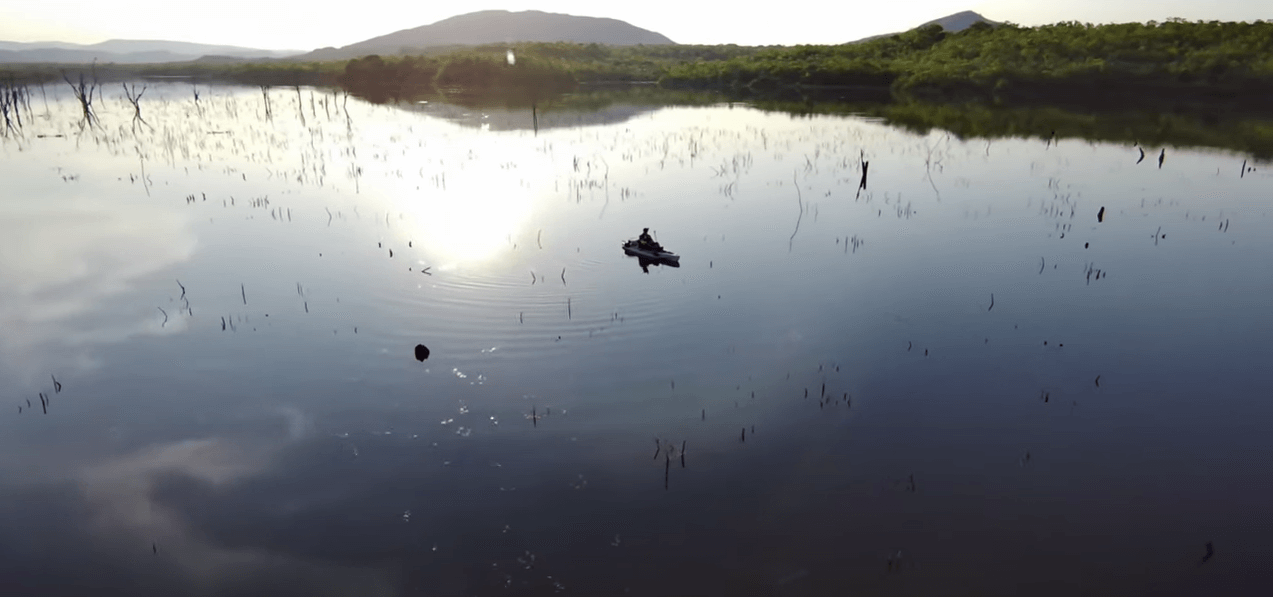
[0,156,196,384]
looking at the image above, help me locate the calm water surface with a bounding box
[1,84,1270,596]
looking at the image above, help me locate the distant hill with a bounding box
[302,10,674,61]
[848,10,999,44]
[0,39,301,64]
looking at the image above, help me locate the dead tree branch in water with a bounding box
[62,64,99,128]
[260,86,272,120]
[294,85,305,126]
[0,79,28,136]
[122,83,151,132]
[789,169,803,251]
[856,149,869,199]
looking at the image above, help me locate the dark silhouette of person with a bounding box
[638,228,660,251]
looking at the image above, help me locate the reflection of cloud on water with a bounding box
[0,180,196,383]
[0,404,393,596]
[74,438,390,595]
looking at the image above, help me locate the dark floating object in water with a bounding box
[414,344,430,361]
[1199,541,1214,566]
[1158,148,1165,169]
[988,293,994,312]
[1097,207,1105,223]
[1095,375,1101,387]
[1136,147,1145,164]
[1085,242,1090,249]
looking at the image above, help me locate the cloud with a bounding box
[0,159,197,385]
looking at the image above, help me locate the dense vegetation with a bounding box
[2,18,1269,110]
[333,19,1273,106]
[0,60,345,86]
[661,19,1273,102]
[331,42,763,103]
[336,51,577,103]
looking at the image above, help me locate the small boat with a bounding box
[622,240,679,263]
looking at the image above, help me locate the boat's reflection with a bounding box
[636,255,680,273]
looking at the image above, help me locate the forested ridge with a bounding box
[659,19,1273,100]
[5,18,1270,106]
[329,19,1273,103]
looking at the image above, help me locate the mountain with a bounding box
[848,10,999,44]
[0,40,302,64]
[302,10,674,61]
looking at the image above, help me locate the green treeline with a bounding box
[337,51,576,103]
[4,18,1270,109]
[335,20,1273,105]
[0,60,346,86]
[334,42,762,102]
[660,19,1273,101]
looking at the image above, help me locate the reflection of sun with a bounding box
[397,170,534,264]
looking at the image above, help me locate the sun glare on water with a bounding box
[390,157,537,266]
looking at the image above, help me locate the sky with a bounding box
[0,0,1268,50]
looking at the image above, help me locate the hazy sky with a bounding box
[0,0,1268,49]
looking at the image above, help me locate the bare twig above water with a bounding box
[856,150,869,199]
[62,65,98,127]
[789,170,803,251]
[122,82,151,132]
[1199,542,1214,566]
[261,85,272,120]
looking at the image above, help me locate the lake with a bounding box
[1,82,1269,596]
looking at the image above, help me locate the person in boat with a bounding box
[637,228,662,252]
